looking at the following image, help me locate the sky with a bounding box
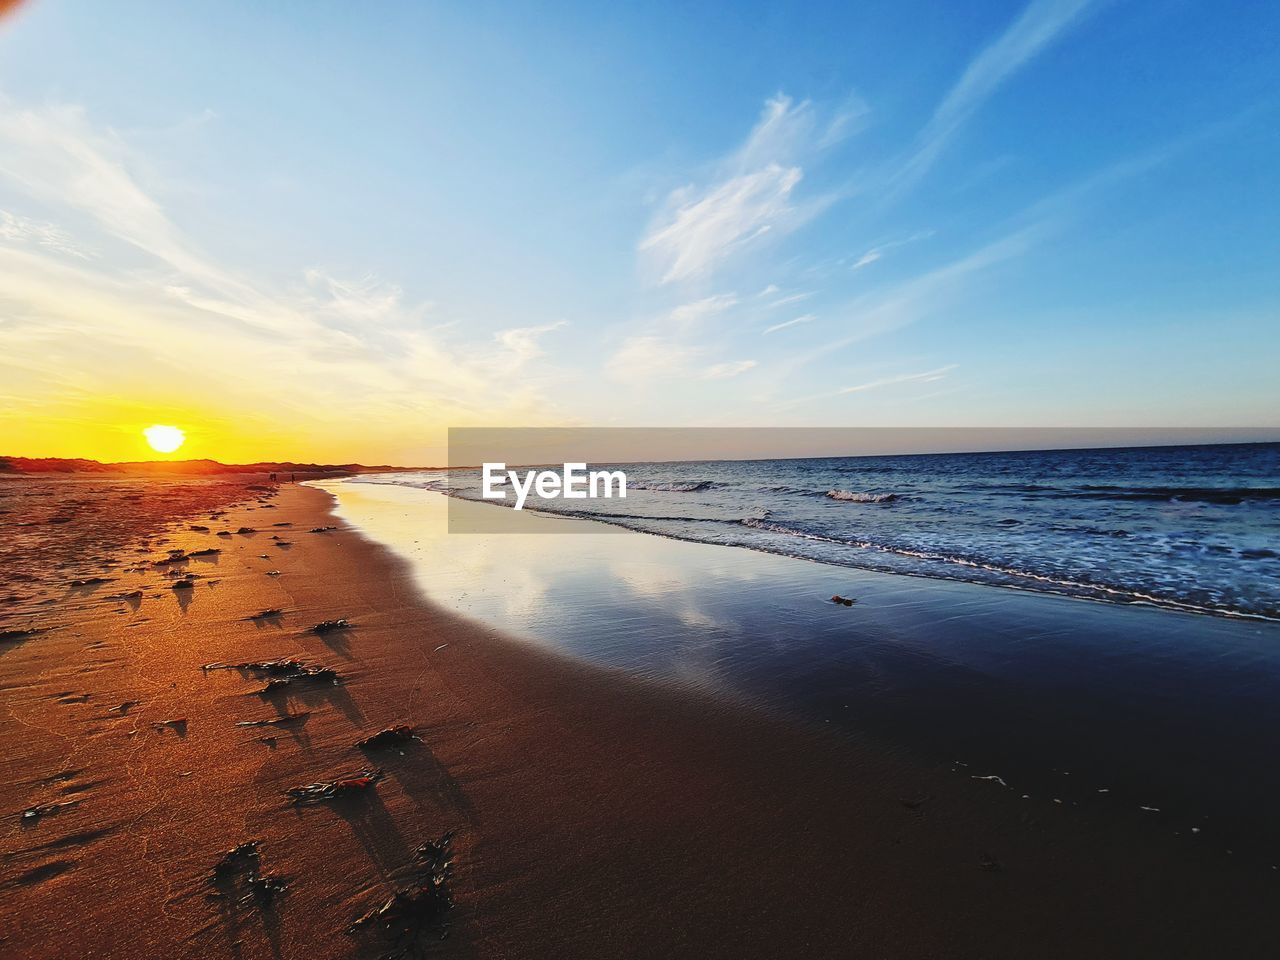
[0,0,1277,464]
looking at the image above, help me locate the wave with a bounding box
[825,489,898,504]
[338,478,1278,621]
[628,480,717,493]
[735,517,1275,620]
[954,483,1280,505]
[1069,485,1280,505]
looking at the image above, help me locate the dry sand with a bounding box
[1,479,1275,959]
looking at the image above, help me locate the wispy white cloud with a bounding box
[775,364,958,411]
[668,293,738,327]
[752,223,1042,409]
[838,364,957,394]
[606,335,756,385]
[0,209,93,259]
[0,100,251,298]
[762,314,815,335]
[0,98,575,453]
[896,0,1100,189]
[490,319,569,373]
[639,93,861,284]
[606,335,697,384]
[765,290,813,309]
[640,163,802,284]
[850,230,936,271]
[702,359,757,380]
[766,131,1201,407]
[851,249,882,271]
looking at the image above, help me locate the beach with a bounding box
[2,476,1278,959]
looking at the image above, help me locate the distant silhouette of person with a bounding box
[290,472,296,483]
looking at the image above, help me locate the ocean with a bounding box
[354,442,1280,620]
[323,441,1280,868]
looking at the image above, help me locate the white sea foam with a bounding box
[825,489,898,503]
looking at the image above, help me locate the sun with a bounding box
[143,424,186,454]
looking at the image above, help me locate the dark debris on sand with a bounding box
[978,852,1004,872]
[235,711,310,728]
[287,769,384,805]
[21,798,82,823]
[1,626,46,643]
[347,831,456,958]
[245,608,285,621]
[312,619,351,634]
[357,726,419,751]
[204,659,339,693]
[260,665,339,694]
[208,840,289,908]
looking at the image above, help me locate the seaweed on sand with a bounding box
[203,659,338,693]
[260,665,338,694]
[234,711,310,728]
[245,608,285,621]
[357,726,419,751]
[0,626,46,643]
[347,831,457,958]
[286,769,384,805]
[209,840,289,907]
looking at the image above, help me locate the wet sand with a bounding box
[324,479,1280,867]
[1,479,1276,959]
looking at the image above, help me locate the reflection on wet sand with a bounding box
[322,478,1280,868]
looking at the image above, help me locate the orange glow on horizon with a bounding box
[0,396,440,466]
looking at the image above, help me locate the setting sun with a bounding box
[143,424,186,454]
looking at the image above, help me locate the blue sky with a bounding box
[0,0,1276,462]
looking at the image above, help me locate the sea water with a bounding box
[352,442,1280,619]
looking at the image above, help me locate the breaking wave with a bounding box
[628,480,717,493]
[825,489,898,504]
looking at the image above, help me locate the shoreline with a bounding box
[338,468,1280,624]
[2,480,1277,958]
[323,476,1280,866]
